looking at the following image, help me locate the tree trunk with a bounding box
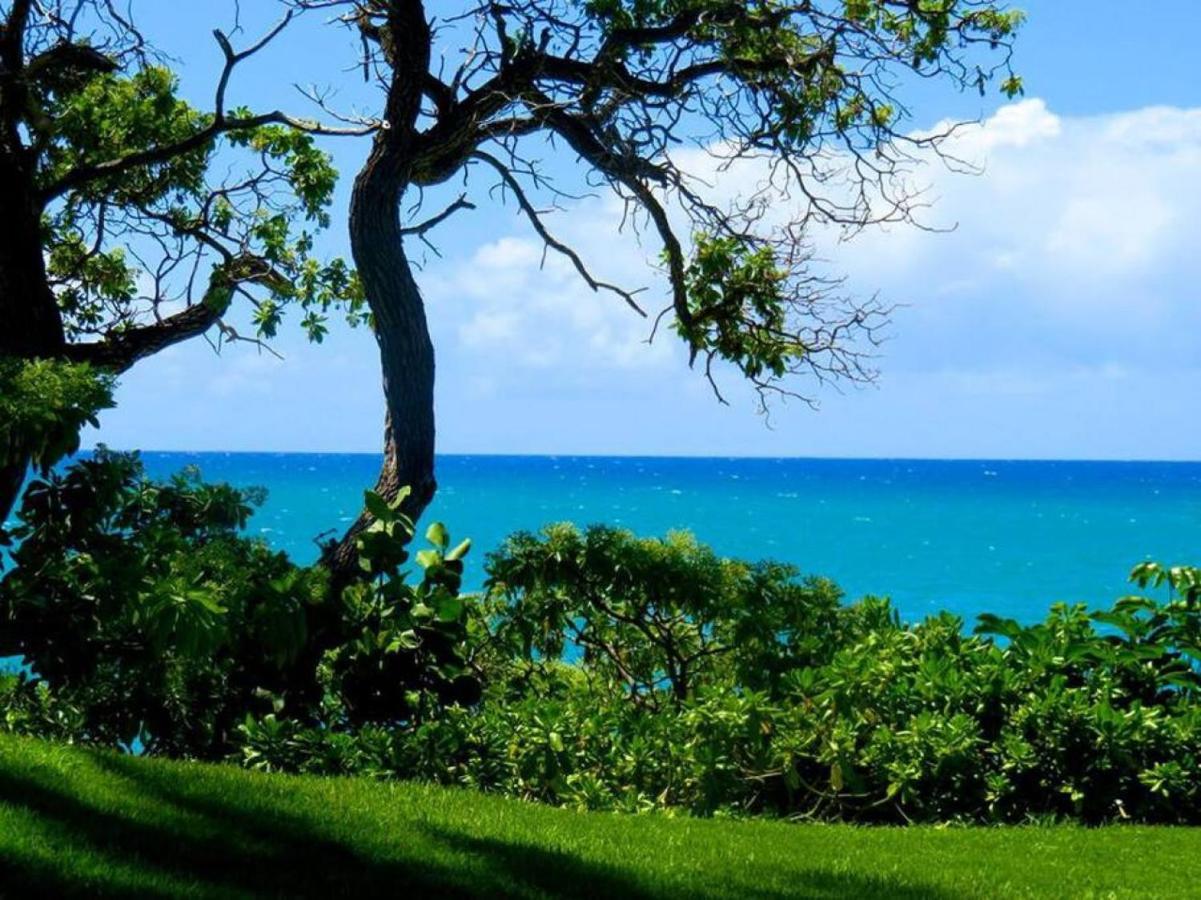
[324,155,437,578]
[0,154,66,527]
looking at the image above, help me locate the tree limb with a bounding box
[62,253,287,373]
[473,149,647,317]
[39,13,376,203]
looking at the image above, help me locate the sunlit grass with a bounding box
[0,733,1197,898]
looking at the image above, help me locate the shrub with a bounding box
[485,524,845,703]
[0,452,478,757]
[9,487,1201,825]
[237,526,1201,825]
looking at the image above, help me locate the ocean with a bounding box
[127,453,1201,625]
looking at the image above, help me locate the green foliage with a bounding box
[0,456,478,757]
[485,523,843,701]
[674,234,801,382]
[238,525,1201,825]
[0,358,114,472]
[320,492,481,726]
[28,54,363,346]
[582,0,1023,144]
[0,673,89,743]
[39,65,210,203]
[0,450,325,754]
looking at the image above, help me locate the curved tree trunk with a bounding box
[0,153,67,527]
[324,154,437,578]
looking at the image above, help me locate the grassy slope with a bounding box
[0,735,1198,899]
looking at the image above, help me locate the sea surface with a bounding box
[124,453,1201,625]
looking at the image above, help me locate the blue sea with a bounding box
[128,453,1201,625]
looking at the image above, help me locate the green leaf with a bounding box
[446,538,472,562]
[388,629,421,651]
[436,595,464,622]
[426,522,449,549]
[364,491,392,521]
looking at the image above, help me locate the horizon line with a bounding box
[87,448,1201,465]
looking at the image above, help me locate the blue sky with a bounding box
[93,1,1201,459]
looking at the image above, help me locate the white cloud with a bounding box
[431,99,1201,385]
[933,97,1062,150]
[427,213,676,380]
[892,100,1200,286]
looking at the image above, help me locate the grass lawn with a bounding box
[0,734,1197,898]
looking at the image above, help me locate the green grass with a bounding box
[0,734,1198,898]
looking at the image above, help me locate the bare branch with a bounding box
[473,149,647,317]
[398,192,475,236]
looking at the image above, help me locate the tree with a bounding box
[301,0,1022,573]
[485,523,846,706]
[0,1,365,524]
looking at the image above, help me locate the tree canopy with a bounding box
[294,0,1022,568]
[0,0,364,521]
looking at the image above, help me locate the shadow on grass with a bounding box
[0,748,954,898]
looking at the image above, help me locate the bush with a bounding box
[9,481,1200,825]
[485,524,846,702]
[0,452,478,757]
[237,526,1201,825]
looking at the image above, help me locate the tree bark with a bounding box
[0,150,67,526]
[324,153,437,578]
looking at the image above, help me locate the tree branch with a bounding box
[473,149,647,317]
[398,192,475,236]
[524,98,691,333]
[39,13,375,203]
[62,253,287,372]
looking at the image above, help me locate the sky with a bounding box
[92,1,1201,460]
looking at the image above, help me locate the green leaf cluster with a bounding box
[674,234,801,382]
[0,450,326,755]
[0,358,114,472]
[28,55,362,347]
[583,0,1023,146]
[0,460,482,757]
[321,495,480,727]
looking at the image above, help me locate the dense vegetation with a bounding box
[4,455,1200,826]
[0,451,478,756]
[3,732,1200,899]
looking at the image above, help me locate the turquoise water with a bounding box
[129,453,1201,625]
